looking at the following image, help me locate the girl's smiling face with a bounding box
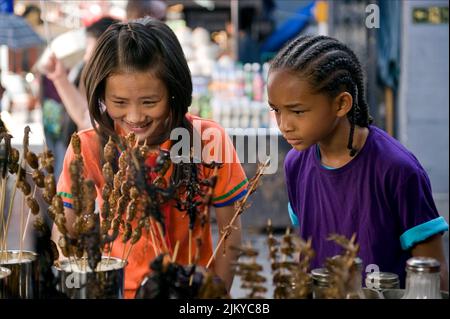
[104,71,170,142]
[267,69,345,151]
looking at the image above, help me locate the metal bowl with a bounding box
[0,250,39,299]
[363,288,384,299]
[53,256,125,299]
[382,288,449,299]
[0,266,11,298]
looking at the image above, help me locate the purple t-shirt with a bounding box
[285,125,448,287]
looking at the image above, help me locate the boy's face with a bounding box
[267,69,341,151]
[104,71,170,143]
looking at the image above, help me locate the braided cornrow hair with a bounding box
[270,35,373,156]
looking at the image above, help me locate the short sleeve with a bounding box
[284,151,298,226]
[288,202,299,227]
[56,130,102,209]
[395,169,449,250]
[57,142,76,209]
[201,124,248,207]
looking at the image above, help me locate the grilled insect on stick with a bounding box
[323,233,361,299]
[266,219,287,298]
[69,133,85,220]
[1,126,31,259]
[231,243,267,299]
[206,158,270,269]
[275,227,314,299]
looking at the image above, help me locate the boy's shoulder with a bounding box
[369,125,423,173]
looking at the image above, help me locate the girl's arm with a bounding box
[411,234,449,291]
[51,207,77,258]
[214,205,242,293]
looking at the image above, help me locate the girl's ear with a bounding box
[333,92,353,118]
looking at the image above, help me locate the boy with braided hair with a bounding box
[267,35,448,290]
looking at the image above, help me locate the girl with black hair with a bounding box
[53,18,248,298]
[267,35,448,290]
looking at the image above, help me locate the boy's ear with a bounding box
[334,92,353,117]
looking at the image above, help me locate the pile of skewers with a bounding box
[266,220,314,299]
[0,124,58,265]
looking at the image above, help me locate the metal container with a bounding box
[311,258,366,299]
[53,256,125,299]
[403,257,442,299]
[362,288,384,299]
[0,266,11,298]
[311,268,330,299]
[382,288,449,299]
[365,272,400,290]
[0,250,39,299]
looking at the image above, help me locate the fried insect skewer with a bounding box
[206,158,270,269]
[231,242,267,299]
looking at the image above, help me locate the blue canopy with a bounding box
[0,13,45,49]
[261,1,315,54]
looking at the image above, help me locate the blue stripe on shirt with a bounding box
[63,201,73,209]
[400,216,449,250]
[213,189,248,207]
[288,202,299,227]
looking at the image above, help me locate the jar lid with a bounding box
[406,257,440,273]
[311,268,330,284]
[0,266,11,279]
[366,272,399,283]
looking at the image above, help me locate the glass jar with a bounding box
[311,268,330,299]
[402,257,441,299]
[345,257,365,299]
[365,272,400,291]
[312,257,365,299]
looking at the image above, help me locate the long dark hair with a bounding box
[270,35,373,156]
[82,17,195,181]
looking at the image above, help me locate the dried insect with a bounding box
[26,196,40,215]
[18,179,31,196]
[70,133,81,155]
[58,236,70,257]
[103,136,116,163]
[41,149,55,174]
[32,169,45,188]
[26,151,39,169]
[9,147,19,163]
[122,222,132,243]
[102,162,114,184]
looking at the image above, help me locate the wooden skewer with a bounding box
[120,243,127,266]
[1,159,24,258]
[188,229,192,265]
[206,158,270,269]
[106,241,115,265]
[155,220,169,254]
[148,220,160,256]
[21,185,37,243]
[0,176,8,261]
[124,243,134,266]
[18,195,26,262]
[171,240,180,263]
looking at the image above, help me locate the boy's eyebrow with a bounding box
[268,101,305,108]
